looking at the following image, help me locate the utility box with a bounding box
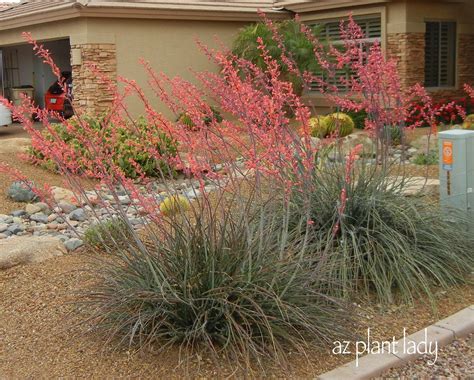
[438,129,474,220]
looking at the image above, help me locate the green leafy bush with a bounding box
[289,161,474,304]
[29,116,178,179]
[383,125,404,146]
[232,20,324,94]
[82,196,350,369]
[84,218,132,251]
[176,105,223,130]
[412,150,438,165]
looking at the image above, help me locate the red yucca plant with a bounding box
[0,15,473,372]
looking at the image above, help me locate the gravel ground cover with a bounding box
[380,333,473,379]
[0,251,472,378]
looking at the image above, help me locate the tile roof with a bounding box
[0,0,284,21]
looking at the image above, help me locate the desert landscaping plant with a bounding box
[412,150,439,166]
[28,116,178,179]
[288,159,474,304]
[84,217,132,250]
[232,19,324,94]
[82,193,351,370]
[2,15,474,373]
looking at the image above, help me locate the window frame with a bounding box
[307,16,383,93]
[424,20,458,90]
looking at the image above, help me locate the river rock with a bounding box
[30,213,49,224]
[51,186,76,204]
[64,238,84,252]
[69,208,86,222]
[7,181,38,202]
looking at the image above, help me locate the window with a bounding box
[309,16,382,92]
[424,21,456,87]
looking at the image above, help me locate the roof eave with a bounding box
[0,2,290,32]
[275,0,391,13]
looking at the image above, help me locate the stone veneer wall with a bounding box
[387,32,474,101]
[71,43,117,115]
[386,32,425,90]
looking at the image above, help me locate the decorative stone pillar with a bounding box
[71,43,117,115]
[386,32,425,90]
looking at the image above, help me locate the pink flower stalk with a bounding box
[332,144,363,236]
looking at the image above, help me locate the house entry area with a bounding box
[0,38,72,117]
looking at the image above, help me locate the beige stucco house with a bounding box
[0,0,473,117]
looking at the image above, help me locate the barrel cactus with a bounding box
[309,116,328,138]
[462,114,474,130]
[322,112,355,138]
[160,195,191,216]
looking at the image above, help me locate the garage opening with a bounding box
[0,38,71,112]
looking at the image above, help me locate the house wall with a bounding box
[0,17,246,117]
[299,0,474,109]
[386,0,474,99]
[72,18,247,117]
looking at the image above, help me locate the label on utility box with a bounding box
[442,141,453,171]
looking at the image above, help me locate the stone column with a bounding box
[70,43,117,115]
[386,32,425,90]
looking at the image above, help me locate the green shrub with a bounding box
[176,105,223,130]
[82,196,350,369]
[383,125,404,146]
[413,150,438,165]
[232,20,324,94]
[84,218,132,250]
[29,116,178,179]
[289,161,474,304]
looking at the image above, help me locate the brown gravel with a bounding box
[381,333,474,379]
[0,124,94,214]
[0,124,467,377]
[0,250,472,378]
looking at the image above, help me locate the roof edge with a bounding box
[0,1,290,32]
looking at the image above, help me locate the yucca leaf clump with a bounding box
[290,161,474,304]
[82,195,351,370]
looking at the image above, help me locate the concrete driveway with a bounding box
[0,122,43,140]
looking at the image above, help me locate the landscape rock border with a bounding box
[317,306,474,380]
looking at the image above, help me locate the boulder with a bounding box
[0,235,65,270]
[341,133,376,156]
[7,223,24,235]
[51,186,77,204]
[58,200,77,214]
[25,202,49,215]
[10,210,26,217]
[7,181,38,203]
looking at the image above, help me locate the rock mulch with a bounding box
[0,251,472,378]
[381,333,473,379]
[1,177,218,254]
